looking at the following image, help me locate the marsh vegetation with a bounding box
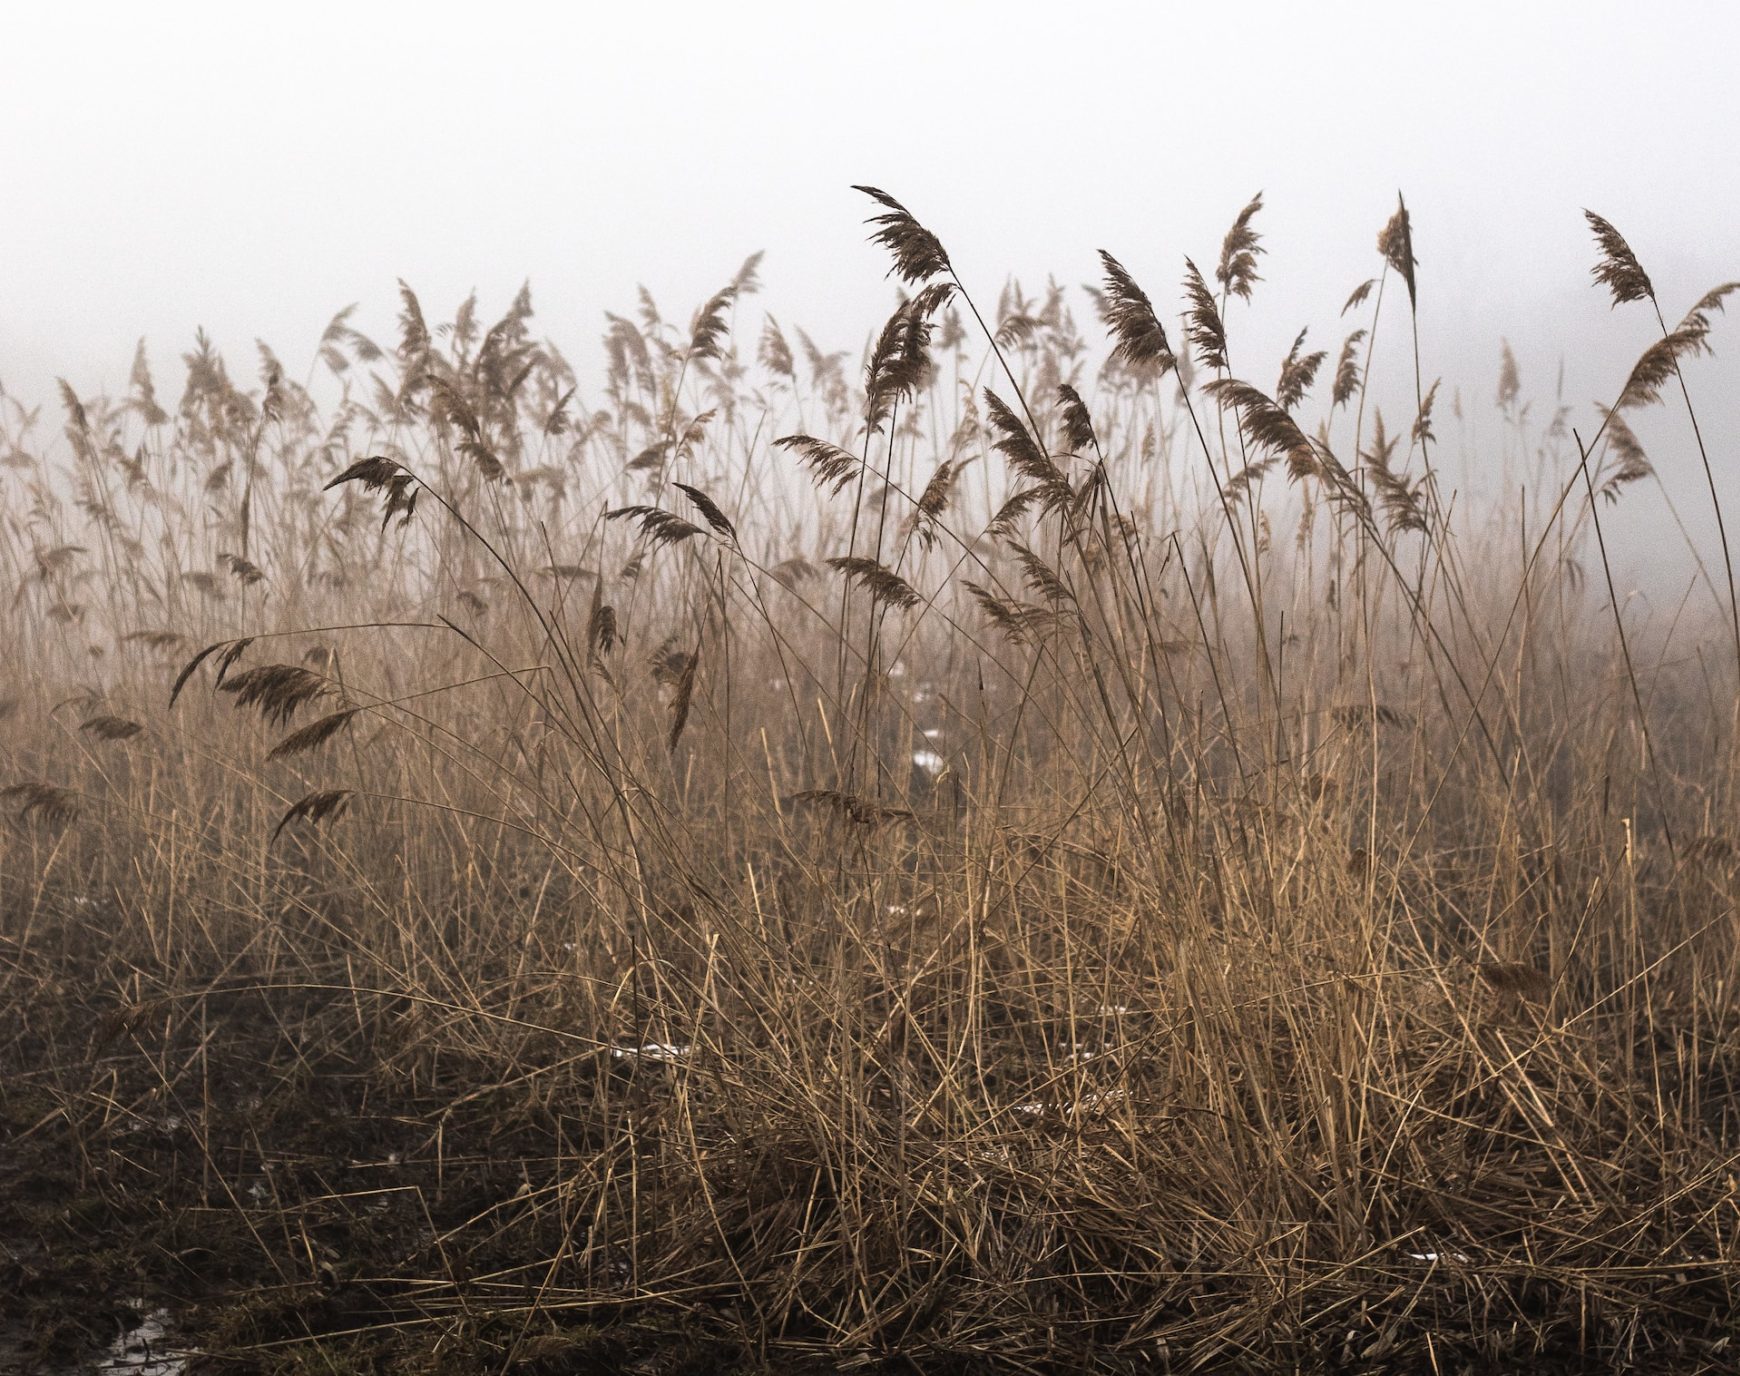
[2,190,1738,1372]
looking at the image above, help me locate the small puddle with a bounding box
[91,1306,184,1374]
[28,1302,190,1376]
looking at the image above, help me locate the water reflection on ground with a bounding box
[4,1302,190,1376]
[86,1305,184,1375]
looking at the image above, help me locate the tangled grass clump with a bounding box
[2,188,1738,1373]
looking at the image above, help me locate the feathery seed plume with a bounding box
[852,186,951,284]
[1584,211,1654,306]
[1097,252,1176,375]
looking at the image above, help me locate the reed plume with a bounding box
[851,186,951,285]
[1216,191,1265,300]
[1584,210,1654,306]
[272,788,353,842]
[1378,194,1417,307]
[1096,251,1176,374]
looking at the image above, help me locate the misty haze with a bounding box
[3,3,1738,1372]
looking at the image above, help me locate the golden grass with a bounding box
[1,190,1738,1372]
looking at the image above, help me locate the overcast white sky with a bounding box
[2,0,1737,586]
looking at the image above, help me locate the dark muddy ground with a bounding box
[0,967,810,1376]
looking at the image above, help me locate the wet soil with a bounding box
[0,973,804,1376]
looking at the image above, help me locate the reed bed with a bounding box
[2,191,1737,1373]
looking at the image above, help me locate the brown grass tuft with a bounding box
[1332,329,1366,409]
[1216,191,1265,300]
[672,483,737,542]
[587,603,618,658]
[1377,193,1418,308]
[983,389,1064,489]
[1205,377,1321,481]
[1055,384,1098,454]
[218,664,330,727]
[851,185,951,285]
[1617,324,1714,410]
[265,708,358,761]
[865,286,951,431]
[1096,251,1176,374]
[775,434,861,495]
[2,781,80,826]
[1584,210,1654,306]
[79,715,144,742]
[220,552,266,585]
[785,789,913,826]
[169,637,255,708]
[826,556,921,611]
[1275,328,1328,411]
[271,788,353,843]
[1183,258,1229,370]
[605,504,705,551]
[667,647,700,752]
